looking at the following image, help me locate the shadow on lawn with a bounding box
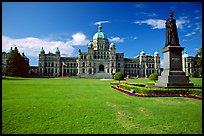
[2,76,28,80]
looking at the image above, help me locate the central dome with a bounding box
[93,24,107,39]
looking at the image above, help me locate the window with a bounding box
[84,56,86,59]
[118,63,120,67]
[112,62,114,67]
[107,69,109,73]
[81,56,83,59]
[89,62,91,66]
[82,62,85,67]
[89,69,92,74]
[82,69,85,73]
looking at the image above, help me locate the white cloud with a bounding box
[134,17,190,30]
[195,48,199,51]
[176,19,190,29]
[94,20,110,25]
[134,19,165,29]
[185,31,196,37]
[67,32,89,46]
[133,37,138,40]
[2,32,89,58]
[134,3,146,8]
[109,37,124,43]
[194,16,201,20]
[140,12,158,17]
[182,39,187,42]
[195,23,202,32]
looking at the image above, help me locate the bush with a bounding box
[127,83,146,87]
[118,83,202,97]
[149,73,158,81]
[114,72,124,81]
[110,82,119,85]
[146,82,155,85]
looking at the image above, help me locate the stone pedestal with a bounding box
[155,46,193,87]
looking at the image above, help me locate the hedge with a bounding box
[110,82,119,85]
[118,83,202,97]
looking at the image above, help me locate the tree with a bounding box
[149,73,158,82]
[194,47,202,77]
[5,47,29,77]
[114,72,124,83]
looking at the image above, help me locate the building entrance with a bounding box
[99,64,104,72]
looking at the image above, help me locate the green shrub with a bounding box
[149,73,158,81]
[118,83,202,97]
[127,83,146,87]
[114,72,124,81]
[189,89,202,96]
[110,82,119,85]
[146,82,155,85]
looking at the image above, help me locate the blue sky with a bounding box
[2,2,202,66]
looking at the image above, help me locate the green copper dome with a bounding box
[88,42,93,47]
[182,51,189,58]
[40,47,45,54]
[140,50,145,55]
[154,51,159,55]
[93,24,107,39]
[55,47,60,54]
[5,47,13,54]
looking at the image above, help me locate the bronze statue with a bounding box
[165,11,179,46]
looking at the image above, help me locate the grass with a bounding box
[126,77,202,86]
[2,76,202,134]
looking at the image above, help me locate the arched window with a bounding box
[82,62,85,67]
[99,64,104,72]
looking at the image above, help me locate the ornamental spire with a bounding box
[98,22,102,32]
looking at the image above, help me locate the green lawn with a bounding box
[126,77,202,86]
[2,77,202,134]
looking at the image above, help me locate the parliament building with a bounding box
[37,24,161,78]
[3,24,195,78]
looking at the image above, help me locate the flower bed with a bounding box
[111,86,202,100]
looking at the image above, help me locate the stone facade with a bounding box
[182,51,196,76]
[37,24,161,78]
[2,24,198,79]
[2,47,29,76]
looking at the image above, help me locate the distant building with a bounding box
[2,47,29,76]
[182,51,197,76]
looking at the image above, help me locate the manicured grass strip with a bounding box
[111,86,202,100]
[3,77,202,134]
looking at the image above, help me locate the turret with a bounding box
[55,47,60,54]
[40,47,45,54]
